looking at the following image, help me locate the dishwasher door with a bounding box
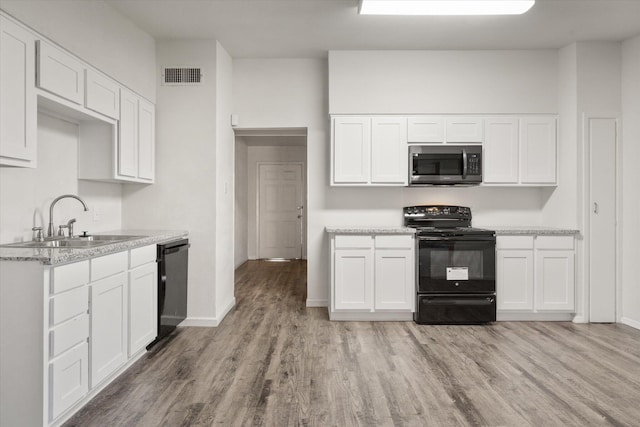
[149,238,189,348]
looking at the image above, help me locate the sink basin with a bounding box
[0,235,143,249]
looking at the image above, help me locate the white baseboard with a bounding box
[572,315,587,324]
[179,297,236,327]
[621,317,640,330]
[306,299,328,307]
[497,312,574,321]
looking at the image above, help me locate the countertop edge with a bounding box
[325,227,416,235]
[0,230,188,265]
[489,228,580,236]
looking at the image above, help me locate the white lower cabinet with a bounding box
[496,235,575,320]
[330,233,414,320]
[90,272,128,387]
[0,244,159,426]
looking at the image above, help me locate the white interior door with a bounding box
[588,117,617,322]
[258,163,303,259]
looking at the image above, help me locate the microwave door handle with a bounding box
[462,148,468,179]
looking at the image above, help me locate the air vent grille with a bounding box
[162,67,203,85]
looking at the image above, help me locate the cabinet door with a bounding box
[49,342,88,421]
[496,250,534,310]
[520,117,557,184]
[371,116,407,185]
[374,249,414,311]
[128,263,157,357]
[535,250,575,311]
[85,69,120,119]
[332,117,371,184]
[445,117,483,143]
[36,41,85,104]
[118,88,138,179]
[407,116,444,143]
[334,249,374,310]
[137,98,155,181]
[90,273,127,387]
[0,16,37,167]
[484,118,519,184]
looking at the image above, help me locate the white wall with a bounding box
[234,137,249,268]
[621,34,640,327]
[0,113,122,243]
[0,1,156,101]
[214,41,236,319]
[122,40,219,324]
[329,50,558,114]
[246,145,307,259]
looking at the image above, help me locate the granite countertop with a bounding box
[326,226,416,235]
[485,227,580,236]
[0,230,188,265]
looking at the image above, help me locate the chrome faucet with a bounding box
[47,194,89,237]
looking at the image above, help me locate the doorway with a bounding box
[584,115,620,323]
[233,128,307,266]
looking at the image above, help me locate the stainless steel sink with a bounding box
[0,235,143,249]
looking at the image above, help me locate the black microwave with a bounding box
[409,145,482,186]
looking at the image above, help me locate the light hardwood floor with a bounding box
[66,260,640,426]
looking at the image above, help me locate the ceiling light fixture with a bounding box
[358,0,535,16]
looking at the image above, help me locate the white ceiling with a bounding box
[105,0,640,58]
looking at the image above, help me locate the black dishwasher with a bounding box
[148,238,189,348]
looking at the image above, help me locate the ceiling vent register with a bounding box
[162,67,203,85]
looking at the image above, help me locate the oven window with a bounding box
[414,154,462,176]
[429,249,483,280]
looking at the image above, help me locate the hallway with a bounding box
[66,260,640,426]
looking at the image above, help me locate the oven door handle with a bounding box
[418,236,495,241]
[462,148,468,179]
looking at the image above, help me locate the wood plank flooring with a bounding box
[66,260,640,426]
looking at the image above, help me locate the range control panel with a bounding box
[403,205,471,219]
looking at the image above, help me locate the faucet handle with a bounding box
[58,225,69,237]
[32,227,44,242]
[67,218,76,238]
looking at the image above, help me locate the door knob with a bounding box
[593,202,599,214]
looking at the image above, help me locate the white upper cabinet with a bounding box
[0,16,37,168]
[484,116,557,186]
[370,116,407,185]
[36,41,85,104]
[520,116,557,184]
[117,88,155,183]
[333,116,371,184]
[137,98,155,181]
[445,116,483,143]
[407,116,483,143]
[85,69,120,119]
[407,116,445,143]
[332,116,407,186]
[483,117,519,184]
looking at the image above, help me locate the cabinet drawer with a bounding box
[85,69,120,119]
[91,251,127,281]
[51,261,89,294]
[375,235,413,249]
[334,235,373,249]
[50,287,88,326]
[49,342,88,421]
[50,314,89,358]
[129,244,157,269]
[496,236,534,250]
[536,235,574,250]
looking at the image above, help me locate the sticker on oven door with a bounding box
[447,267,469,281]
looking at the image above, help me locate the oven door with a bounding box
[417,235,495,293]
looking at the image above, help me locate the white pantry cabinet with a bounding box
[332,116,407,186]
[0,245,158,427]
[36,40,85,105]
[330,233,415,320]
[483,116,557,186]
[0,15,37,167]
[496,235,575,320]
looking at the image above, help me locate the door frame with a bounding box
[256,161,306,260]
[580,113,622,323]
